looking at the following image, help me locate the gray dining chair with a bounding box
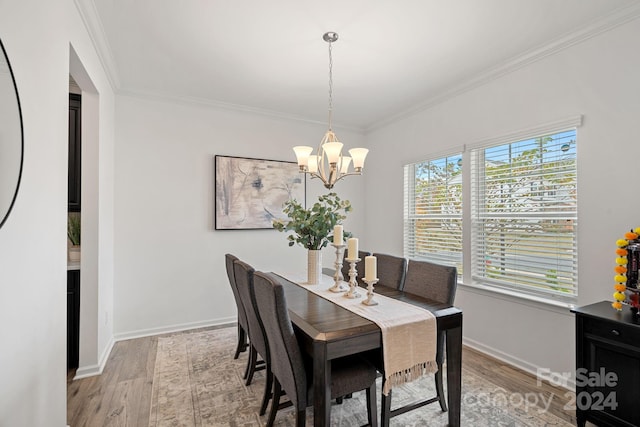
[372,253,408,290]
[341,250,371,285]
[381,259,458,426]
[225,254,248,360]
[252,271,379,427]
[233,259,273,416]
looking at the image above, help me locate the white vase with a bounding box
[69,245,81,262]
[307,249,322,284]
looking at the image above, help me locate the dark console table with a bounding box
[572,301,640,427]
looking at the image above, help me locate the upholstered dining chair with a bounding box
[233,259,273,416]
[341,250,371,285]
[380,259,458,426]
[225,254,248,360]
[372,253,408,290]
[252,271,379,427]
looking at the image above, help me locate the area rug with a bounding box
[148,327,573,426]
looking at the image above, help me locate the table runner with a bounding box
[279,272,438,395]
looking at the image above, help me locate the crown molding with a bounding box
[118,88,366,134]
[73,0,121,90]
[366,2,640,133]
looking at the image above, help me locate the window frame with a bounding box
[403,150,464,274]
[404,116,582,306]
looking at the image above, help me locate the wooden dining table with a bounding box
[276,273,463,427]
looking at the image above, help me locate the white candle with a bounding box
[347,237,358,260]
[365,256,377,281]
[333,225,343,246]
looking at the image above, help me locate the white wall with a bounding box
[0,0,115,425]
[113,95,366,337]
[365,18,640,378]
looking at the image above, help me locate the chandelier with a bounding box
[293,32,369,189]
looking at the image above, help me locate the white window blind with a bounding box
[470,129,578,301]
[404,153,463,274]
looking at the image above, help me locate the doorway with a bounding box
[67,80,81,371]
[68,45,107,380]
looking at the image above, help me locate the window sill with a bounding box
[458,281,577,316]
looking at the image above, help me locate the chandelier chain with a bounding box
[327,39,333,130]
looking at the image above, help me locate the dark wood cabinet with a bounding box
[572,301,640,427]
[68,94,81,212]
[67,269,80,370]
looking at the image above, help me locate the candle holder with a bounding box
[362,278,379,306]
[344,258,361,299]
[328,244,348,293]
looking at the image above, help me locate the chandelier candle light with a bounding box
[293,32,369,189]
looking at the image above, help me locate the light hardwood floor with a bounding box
[67,326,577,426]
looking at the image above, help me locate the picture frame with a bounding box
[214,155,306,230]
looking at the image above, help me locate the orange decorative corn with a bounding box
[615,265,628,274]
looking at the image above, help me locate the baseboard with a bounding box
[74,335,115,380]
[113,317,236,342]
[463,337,575,391]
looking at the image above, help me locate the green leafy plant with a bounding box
[273,192,352,250]
[67,214,81,246]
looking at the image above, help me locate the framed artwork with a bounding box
[215,155,305,230]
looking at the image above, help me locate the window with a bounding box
[404,153,463,275]
[471,129,577,301]
[404,117,580,303]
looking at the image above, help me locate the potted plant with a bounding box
[273,192,351,283]
[68,214,81,262]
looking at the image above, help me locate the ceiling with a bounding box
[85,0,639,131]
